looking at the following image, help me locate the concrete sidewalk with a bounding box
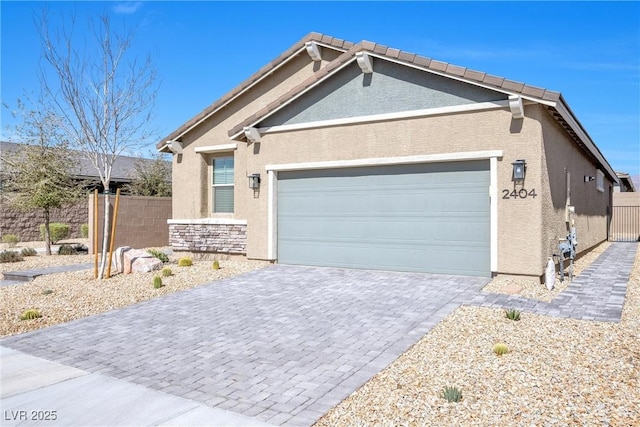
[0,346,274,427]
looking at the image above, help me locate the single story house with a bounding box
[158,33,616,278]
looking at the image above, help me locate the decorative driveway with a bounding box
[1,242,636,426]
[1,265,488,426]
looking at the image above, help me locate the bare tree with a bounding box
[38,11,158,278]
[1,97,85,255]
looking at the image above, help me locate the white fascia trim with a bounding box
[490,156,498,272]
[175,42,349,142]
[230,57,359,140]
[553,102,617,181]
[267,170,277,260]
[266,150,503,172]
[258,101,511,135]
[194,143,238,154]
[168,218,247,225]
[368,52,558,107]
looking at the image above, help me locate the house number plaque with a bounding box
[502,189,537,199]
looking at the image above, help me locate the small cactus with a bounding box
[41,289,54,296]
[493,343,509,356]
[153,276,164,289]
[441,385,463,402]
[212,260,220,270]
[505,308,521,321]
[20,309,42,320]
[178,257,192,267]
[161,266,172,277]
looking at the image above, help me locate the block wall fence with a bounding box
[1,198,87,241]
[88,194,172,254]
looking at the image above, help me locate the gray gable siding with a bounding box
[260,59,507,127]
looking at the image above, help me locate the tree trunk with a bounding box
[97,191,110,279]
[44,209,51,256]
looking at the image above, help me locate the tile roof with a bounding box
[226,38,562,137]
[156,33,354,148]
[158,33,615,181]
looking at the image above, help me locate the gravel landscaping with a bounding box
[2,240,638,425]
[0,242,268,337]
[316,244,640,426]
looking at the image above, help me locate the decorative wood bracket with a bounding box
[356,52,373,74]
[305,41,322,62]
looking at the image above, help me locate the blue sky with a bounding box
[1,1,639,178]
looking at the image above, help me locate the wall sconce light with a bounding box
[511,159,526,183]
[584,175,595,183]
[248,174,261,189]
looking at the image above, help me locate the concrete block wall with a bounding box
[88,195,172,254]
[0,198,88,242]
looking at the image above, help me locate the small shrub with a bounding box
[21,247,38,257]
[493,343,509,356]
[58,244,77,255]
[42,289,54,295]
[147,248,169,263]
[212,260,220,270]
[80,223,89,238]
[505,308,521,321]
[441,385,463,403]
[153,276,164,289]
[0,250,23,263]
[2,234,20,247]
[20,309,42,320]
[161,266,172,277]
[40,223,70,244]
[178,257,193,267]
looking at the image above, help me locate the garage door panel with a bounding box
[278,161,490,276]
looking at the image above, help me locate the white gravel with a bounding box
[0,242,268,337]
[316,244,640,426]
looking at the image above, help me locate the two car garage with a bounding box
[276,160,491,277]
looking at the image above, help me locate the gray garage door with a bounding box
[277,160,490,276]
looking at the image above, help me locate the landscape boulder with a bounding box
[122,248,163,274]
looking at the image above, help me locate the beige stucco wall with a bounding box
[538,105,612,267]
[172,50,343,220]
[169,60,613,277]
[243,106,547,276]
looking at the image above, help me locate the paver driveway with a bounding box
[1,265,488,426]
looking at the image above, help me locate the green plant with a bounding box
[42,289,54,295]
[80,223,89,238]
[153,276,164,289]
[2,234,20,247]
[212,260,220,270]
[441,385,463,403]
[178,257,192,267]
[40,223,70,244]
[505,308,521,321]
[0,250,24,263]
[20,309,42,320]
[58,244,77,255]
[21,247,38,257]
[161,266,172,277]
[147,248,169,263]
[493,343,509,356]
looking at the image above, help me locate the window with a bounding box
[596,169,604,193]
[212,156,234,212]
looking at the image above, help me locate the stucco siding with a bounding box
[261,60,506,127]
[171,51,338,220]
[539,105,611,268]
[246,107,545,276]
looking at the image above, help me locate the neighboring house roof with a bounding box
[615,172,637,192]
[158,32,617,182]
[0,141,158,183]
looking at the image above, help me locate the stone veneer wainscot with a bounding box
[168,219,247,254]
